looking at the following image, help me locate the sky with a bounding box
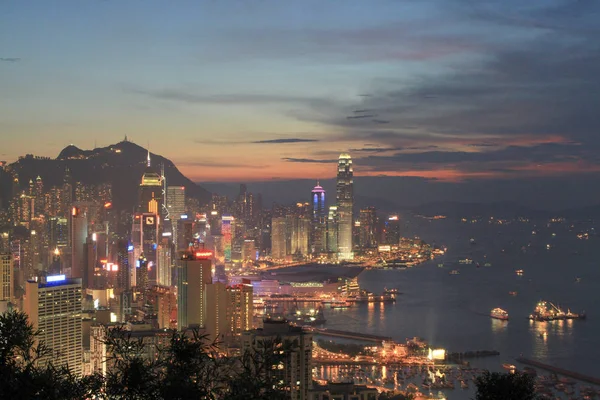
[1,0,600,185]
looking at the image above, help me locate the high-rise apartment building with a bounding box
[242,319,312,400]
[336,154,354,260]
[24,276,83,376]
[177,250,212,330]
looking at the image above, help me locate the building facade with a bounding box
[336,154,354,260]
[24,276,83,376]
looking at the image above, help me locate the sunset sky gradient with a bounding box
[1,0,599,183]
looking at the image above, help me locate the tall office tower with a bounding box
[291,217,310,256]
[0,253,13,302]
[166,186,185,249]
[177,250,212,330]
[136,254,148,291]
[166,186,186,219]
[327,206,339,254]
[205,282,227,342]
[156,237,171,287]
[115,240,131,290]
[178,218,194,251]
[34,176,44,217]
[24,276,83,376]
[84,236,97,289]
[336,153,354,260]
[18,193,35,228]
[48,217,69,250]
[383,215,401,246]
[62,168,73,216]
[44,187,62,217]
[138,213,159,285]
[208,210,221,236]
[359,207,378,249]
[271,217,287,259]
[195,214,208,244]
[242,239,256,261]
[311,182,327,253]
[242,319,312,400]
[221,215,233,263]
[70,206,88,279]
[139,152,163,214]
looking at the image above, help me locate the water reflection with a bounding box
[491,318,508,333]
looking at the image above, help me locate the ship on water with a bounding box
[529,301,586,322]
[288,306,326,325]
[490,308,509,321]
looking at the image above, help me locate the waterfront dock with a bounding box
[516,357,600,385]
[309,327,392,343]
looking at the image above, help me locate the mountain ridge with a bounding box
[3,140,211,211]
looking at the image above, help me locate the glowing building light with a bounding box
[47,274,66,283]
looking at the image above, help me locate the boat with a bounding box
[288,306,326,326]
[490,308,509,321]
[470,238,476,245]
[460,380,469,389]
[502,363,516,371]
[330,300,351,309]
[509,291,518,296]
[515,269,524,276]
[529,301,586,321]
[449,270,460,275]
[484,262,492,267]
[459,258,473,264]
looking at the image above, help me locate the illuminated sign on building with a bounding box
[195,251,213,259]
[378,245,391,252]
[47,274,66,283]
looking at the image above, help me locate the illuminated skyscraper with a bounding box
[177,250,212,330]
[359,207,378,249]
[166,186,185,250]
[327,206,338,254]
[24,276,83,376]
[271,217,287,259]
[336,153,354,259]
[156,237,171,287]
[0,253,13,302]
[139,152,163,215]
[383,215,401,246]
[221,215,234,263]
[311,182,326,253]
[70,206,88,279]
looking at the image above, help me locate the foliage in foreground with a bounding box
[474,370,538,400]
[0,310,291,399]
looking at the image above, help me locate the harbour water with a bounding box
[323,217,600,398]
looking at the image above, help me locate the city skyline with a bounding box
[2,1,600,185]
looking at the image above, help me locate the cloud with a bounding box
[252,138,319,144]
[282,157,337,164]
[177,160,268,169]
[126,86,334,108]
[0,58,20,62]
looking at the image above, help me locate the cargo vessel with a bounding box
[529,301,586,322]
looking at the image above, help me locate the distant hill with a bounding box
[3,140,211,211]
[409,201,550,219]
